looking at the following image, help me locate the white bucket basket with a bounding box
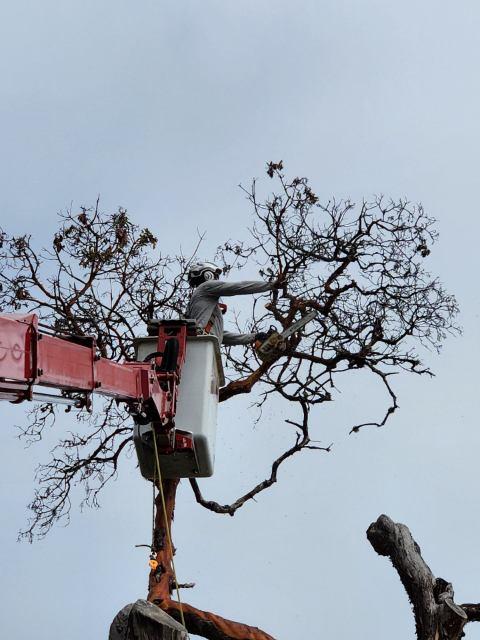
[133,334,225,479]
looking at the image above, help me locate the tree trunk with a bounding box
[146,479,276,640]
[147,479,179,607]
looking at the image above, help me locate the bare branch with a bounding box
[190,400,331,516]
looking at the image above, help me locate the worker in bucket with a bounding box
[186,261,279,346]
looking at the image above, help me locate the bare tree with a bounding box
[0,164,459,639]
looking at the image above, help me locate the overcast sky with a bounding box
[1,2,480,639]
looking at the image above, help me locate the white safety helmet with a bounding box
[188,261,222,286]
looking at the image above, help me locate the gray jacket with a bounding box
[186,280,274,345]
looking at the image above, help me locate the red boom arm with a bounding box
[0,313,189,426]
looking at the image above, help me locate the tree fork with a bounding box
[147,480,276,640]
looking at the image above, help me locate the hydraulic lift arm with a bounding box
[0,313,190,426]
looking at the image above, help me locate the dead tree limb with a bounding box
[367,514,480,640]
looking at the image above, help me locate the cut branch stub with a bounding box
[367,514,469,640]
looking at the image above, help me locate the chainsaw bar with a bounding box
[257,309,318,361]
[279,309,318,340]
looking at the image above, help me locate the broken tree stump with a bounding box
[367,514,480,640]
[109,599,189,640]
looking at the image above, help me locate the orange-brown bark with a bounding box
[219,362,271,403]
[147,478,179,606]
[165,601,275,640]
[147,479,276,640]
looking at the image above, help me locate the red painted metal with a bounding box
[0,314,36,382]
[0,313,192,428]
[154,321,189,423]
[157,430,195,455]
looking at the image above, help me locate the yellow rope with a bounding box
[150,425,186,628]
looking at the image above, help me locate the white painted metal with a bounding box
[134,335,224,478]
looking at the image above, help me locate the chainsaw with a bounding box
[255,310,318,361]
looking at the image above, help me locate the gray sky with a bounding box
[1,1,479,638]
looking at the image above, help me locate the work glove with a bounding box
[254,326,276,341]
[254,326,278,349]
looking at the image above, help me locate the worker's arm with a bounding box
[198,280,275,297]
[222,330,256,346]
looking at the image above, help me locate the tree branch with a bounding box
[190,400,331,516]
